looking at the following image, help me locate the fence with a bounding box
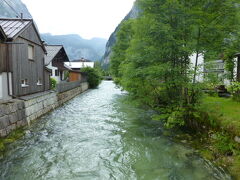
[56,80,86,93]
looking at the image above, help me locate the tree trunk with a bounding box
[193,27,201,84]
[237,56,240,82]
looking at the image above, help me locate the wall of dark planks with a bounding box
[1,23,50,97]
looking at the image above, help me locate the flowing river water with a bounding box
[0,81,231,180]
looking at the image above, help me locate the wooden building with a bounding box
[0,18,50,100]
[45,45,70,83]
[69,71,87,82]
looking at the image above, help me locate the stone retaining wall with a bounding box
[0,100,27,137]
[0,82,88,137]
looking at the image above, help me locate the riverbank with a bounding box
[0,82,89,139]
[177,96,240,179]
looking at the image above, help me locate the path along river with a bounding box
[0,81,231,180]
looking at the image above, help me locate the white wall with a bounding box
[190,53,204,82]
[0,73,2,99]
[65,62,94,69]
[47,62,61,82]
[0,72,12,100]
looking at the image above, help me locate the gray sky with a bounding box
[21,0,135,39]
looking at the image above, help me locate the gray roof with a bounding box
[45,45,63,65]
[0,18,32,39]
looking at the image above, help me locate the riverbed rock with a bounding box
[234,136,240,144]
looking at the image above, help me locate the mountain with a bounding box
[101,3,140,68]
[0,0,31,18]
[41,33,107,61]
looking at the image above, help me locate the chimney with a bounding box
[20,13,23,22]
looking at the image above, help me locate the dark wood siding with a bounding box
[10,23,46,96]
[0,43,7,73]
[44,70,51,91]
[18,25,42,46]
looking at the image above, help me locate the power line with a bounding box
[2,0,21,17]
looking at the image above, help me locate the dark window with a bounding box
[55,70,59,76]
[28,44,34,60]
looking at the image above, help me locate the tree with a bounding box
[110,0,240,126]
[81,67,101,88]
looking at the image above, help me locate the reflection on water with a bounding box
[0,81,231,180]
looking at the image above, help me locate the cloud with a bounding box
[21,0,135,39]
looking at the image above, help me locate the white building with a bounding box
[190,53,204,82]
[64,58,94,71]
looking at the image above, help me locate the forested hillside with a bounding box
[0,0,31,18]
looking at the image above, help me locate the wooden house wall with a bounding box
[0,44,7,73]
[18,24,42,46]
[44,70,51,91]
[10,23,46,97]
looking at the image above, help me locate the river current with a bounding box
[0,81,231,180]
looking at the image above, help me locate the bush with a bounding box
[230,82,240,101]
[50,78,57,89]
[81,67,101,88]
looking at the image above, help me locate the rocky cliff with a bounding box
[41,33,107,61]
[0,0,31,18]
[101,3,139,68]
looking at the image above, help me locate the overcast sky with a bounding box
[21,0,135,40]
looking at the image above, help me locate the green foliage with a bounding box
[64,71,69,80]
[110,0,240,128]
[230,82,240,101]
[50,78,57,90]
[81,67,101,88]
[213,132,235,155]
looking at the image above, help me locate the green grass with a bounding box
[201,96,240,136]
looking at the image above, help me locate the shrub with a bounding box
[230,82,240,101]
[81,67,101,88]
[50,78,57,90]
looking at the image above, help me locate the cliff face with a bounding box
[101,4,139,68]
[0,0,31,18]
[41,34,107,61]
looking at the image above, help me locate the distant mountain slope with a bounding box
[41,33,107,61]
[101,3,139,68]
[0,0,31,18]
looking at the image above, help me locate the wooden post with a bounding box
[237,55,240,82]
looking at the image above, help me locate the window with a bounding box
[28,44,34,60]
[50,69,52,76]
[55,70,59,76]
[37,79,42,86]
[21,79,29,88]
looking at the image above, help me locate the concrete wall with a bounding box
[0,82,88,137]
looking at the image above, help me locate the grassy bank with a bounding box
[189,96,240,179]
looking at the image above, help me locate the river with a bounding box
[0,81,231,180]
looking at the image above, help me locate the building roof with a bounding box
[72,58,93,62]
[0,18,32,39]
[45,45,63,65]
[64,61,95,69]
[0,18,46,53]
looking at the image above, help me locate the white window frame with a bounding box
[37,79,42,86]
[21,79,29,88]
